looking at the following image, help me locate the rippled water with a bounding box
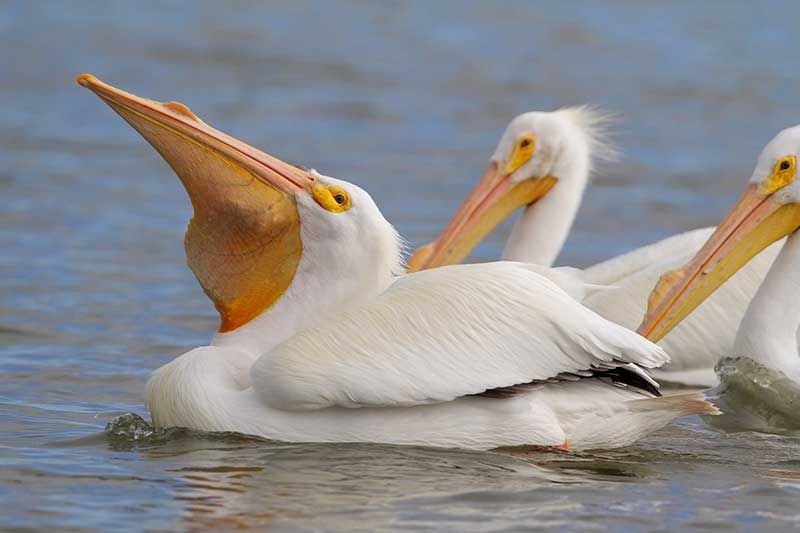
[4,1,800,530]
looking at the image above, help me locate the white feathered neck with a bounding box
[734,230,800,379]
[502,107,617,266]
[212,178,404,356]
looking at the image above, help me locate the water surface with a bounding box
[3,1,800,530]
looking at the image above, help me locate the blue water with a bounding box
[3,1,800,530]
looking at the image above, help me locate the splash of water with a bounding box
[105,413,157,440]
[712,356,800,432]
[104,413,271,448]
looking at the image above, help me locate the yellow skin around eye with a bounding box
[505,134,537,175]
[312,184,352,213]
[760,155,797,195]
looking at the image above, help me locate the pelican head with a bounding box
[407,107,614,271]
[77,74,401,334]
[638,126,800,342]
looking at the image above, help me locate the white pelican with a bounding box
[638,126,800,396]
[408,108,780,386]
[78,75,716,451]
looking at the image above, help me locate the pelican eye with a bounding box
[311,184,352,213]
[505,134,537,174]
[760,155,797,195]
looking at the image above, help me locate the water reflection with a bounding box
[148,438,561,530]
[92,420,689,529]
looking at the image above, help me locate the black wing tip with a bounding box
[474,364,661,399]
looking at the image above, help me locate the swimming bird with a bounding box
[77,75,716,451]
[638,126,800,392]
[407,109,780,386]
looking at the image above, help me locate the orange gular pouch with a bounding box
[77,74,310,332]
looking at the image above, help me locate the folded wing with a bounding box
[252,262,669,411]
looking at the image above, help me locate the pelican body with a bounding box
[408,109,779,386]
[78,75,716,451]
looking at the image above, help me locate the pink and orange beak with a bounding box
[407,161,556,272]
[77,74,317,332]
[638,183,800,342]
[76,74,315,195]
